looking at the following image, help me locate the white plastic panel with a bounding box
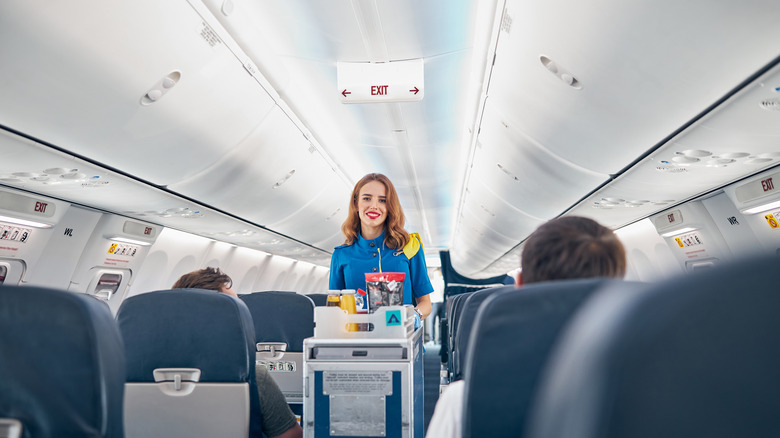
[0,0,276,186]
[168,106,349,240]
[700,192,765,258]
[0,259,26,286]
[124,383,250,438]
[648,202,732,272]
[67,214,157,313]
[451,105,607,275]
[130,227,329,297]
[487,0,780,175]
[0,129,331,266]
[450,179,545,275]
[76,268,131,315]
[0,187,77,288]
[471,107,608,218]
[21,205,102,290]
[723,169,780,255]
[566,63,780,231]
[615,219,683,282]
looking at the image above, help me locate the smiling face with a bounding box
[357,180,388,239]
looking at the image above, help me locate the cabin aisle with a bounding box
[423,343,442,435]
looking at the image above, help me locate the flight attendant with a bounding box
[329,173,434,320]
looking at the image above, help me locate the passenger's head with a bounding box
[519,216,626,285]
[172,267,238,297]
[342,173,408,249]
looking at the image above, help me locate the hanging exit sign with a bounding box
[337,59,424,103]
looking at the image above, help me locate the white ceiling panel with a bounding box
[566,63,780,230]
[0,129,330,265]
[168,106,352,235]
[0,0,276,186]
[471,107,608,217]
[486,0,780,175]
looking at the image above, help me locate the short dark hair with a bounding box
[520,216,626,284]
[172,267,233,291]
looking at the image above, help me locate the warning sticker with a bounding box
[674,232,702,248]
[323,371,393,396]
[386,310,402,326]
[765,213,779,229]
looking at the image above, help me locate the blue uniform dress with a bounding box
[329,230,434,305]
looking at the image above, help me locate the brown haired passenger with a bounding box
[172,267,238,297]
[426,216,627,438]
[517,215,626,285]
[173,268,303,438]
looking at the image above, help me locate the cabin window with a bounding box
[92,273,123,301]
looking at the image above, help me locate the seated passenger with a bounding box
[425,216,626,438]
[173,267,303,438]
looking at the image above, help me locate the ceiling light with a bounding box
[0,215,53,228]
[660,227,697,238]
[741,199,780,215]
[108,236,153,246]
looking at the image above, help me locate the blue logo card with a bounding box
[386,310,402,326]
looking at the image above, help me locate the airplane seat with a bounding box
[525,254,780,438]
[461,278,629,438]
[239,291,314,353]
[444,291,475,380]
[305,293,328,307]
[117,288,261,438]
[0,284,125,438]
[239,291,315,417]
[451,285,516,381]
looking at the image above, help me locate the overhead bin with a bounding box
[452,105,607,275]
[487,0,780,176]
[449,180,544,276]
[567,63,780,231]
[0,130,331,266]
[471,107,608,219]
[0,0,276,186]
[168,106,351,246]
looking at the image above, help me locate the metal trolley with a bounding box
[303,306,424,438]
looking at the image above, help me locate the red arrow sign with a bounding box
[342,89,351,97]
[409,86,419,95]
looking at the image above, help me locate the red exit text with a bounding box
[762,177,774,192]
[371,85,389,95]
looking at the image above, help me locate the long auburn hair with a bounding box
[341,173,409,249]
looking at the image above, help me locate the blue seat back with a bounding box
[445,291,474,378]
[117,288,262,437]
[527,255,780,438]
[240,291,314,352]
[462,278,624,438]
[452,285,516,380]
[305,293,328,307]
[0,285,125,438]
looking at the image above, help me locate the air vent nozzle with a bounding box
[759,98,780,111]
